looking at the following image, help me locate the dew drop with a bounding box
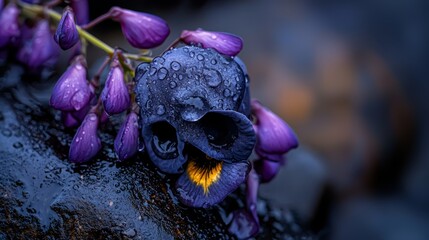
[197,54,204,61]
[189,52,195,58]
[170,61,181,71]
[157,67,168,80]
[148,67,157,76]
[13,142,23,148]
[204,69,222,87]
[178,74,184,80]
[223,88,231,97]
[156,105,166,115]
[211,59,217,65]
[145,99,152,109]
[169,81,177,89]
[1,129,12,137]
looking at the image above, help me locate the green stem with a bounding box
[17,1,152,62]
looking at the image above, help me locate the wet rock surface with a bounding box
[0,65,315,239]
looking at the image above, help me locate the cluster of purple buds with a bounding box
[2,1,298,238]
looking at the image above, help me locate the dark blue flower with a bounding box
[69,113,102,163]
[114,112,139,161]
[110,7,170,49]
[180,29,243,56]
[17,19,60,70]
[54,7,79,50]
[50,56,92,111]
[0,3,20,48]
[251,99,298,157]
[101,58,130,115]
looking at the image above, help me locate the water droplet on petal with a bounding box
[156,104,166,115]
[157,67,168,80]
[211,59,217,65]
[204,69,222,87]
[149,67,157,76]
[13,142,23,148]
[189,52,195,58]
[197,54,204,61]
[169,81,177,89]
[223,88,231,97]
[170,61,181,71]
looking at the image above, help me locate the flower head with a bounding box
[110,7,170,49]
[17,19,60,70]
[54,7,79,50]
[69,113,102,163]
[0,3,20,48]
[101,58,130,115]
[180,29,243,56]
[114,112,139,161]
[251,99,298,156]
[50,56,92,111]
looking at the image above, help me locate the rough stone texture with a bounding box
[0,65,315,239]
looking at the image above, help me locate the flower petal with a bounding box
[69,113,101,163]
[70,0,89,25]
[110,7,170,49]
[0,3,20,48]
[54,7,79,50]
[180,29,243,56]
[101,59,130,115]
[228,208,259,239]
[114,112,139,161]
[176,156,250,208]
[251,99,298,156]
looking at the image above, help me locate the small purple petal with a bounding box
[17,20,60,70]
[50,56,92,111]
[176,158,250,208]
[69,113,102,163]
[228,209,259,239]
[253,156,283,183]
[251,99,298,156]
[101,59,130,115]
[110,7,170,49]
[114,112,139,161]
[70,0,89,25]
[54,7,79,50]
[180,29,243,56]
[0,3,20,48]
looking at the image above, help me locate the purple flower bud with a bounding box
[54,7,79,50]
[110,7,170,49]
[70,0,89,25]
[69,113,101,163]
[251,99,298,156]
[253,155,283,183]
[50,56,92,111]
[180,29,243,56]
[0,3,20,48]
[17,20,60,70]
[114,112,139,161]
[101,59,130,115]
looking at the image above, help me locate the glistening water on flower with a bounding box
[0,1,299,238]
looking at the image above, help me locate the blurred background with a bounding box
[86,0,429,239]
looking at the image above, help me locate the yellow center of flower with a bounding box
[187,156,223,195]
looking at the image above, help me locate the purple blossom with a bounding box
[251,99,298,156]
[69,113,102,163]
[109,7,170,49]
[114,112,139,161]
[0,3,20,48]
[54,7,79,50]
[50,56,92,111]
[17,20,60,70]
[253,155,283,183]
[180,29,243,56]
[101,58,130,115]
[70,0,89,25]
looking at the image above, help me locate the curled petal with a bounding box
[17,20,60,70]
[114,112,139,161]
[180,29,243,56]
[101,59,130,115]
[54,7,79,50]
[251,99,298,156]
[176,157,250,208]
[110,7,170,49]
[253,155,283,183]
[0,3,20,48]
[50,56,92,111]
[69,113,102,163]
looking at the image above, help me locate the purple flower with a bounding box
[251,99,298,157]
[17,20,60,70]
[109,7,170,49]
[70,0,89,25]
[62,111,80,128]
[101,58,130,115]
[0,3,20,48]
[50,56,92,111]
[54,7,79,50]
[253,155,283,183]
[180,29,243,56]
[114,112,139,161]
[69,113,102,163]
